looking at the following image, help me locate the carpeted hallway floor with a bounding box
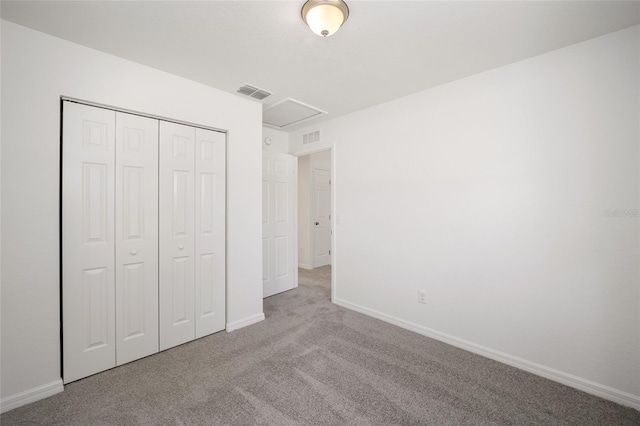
[2,266,639,425]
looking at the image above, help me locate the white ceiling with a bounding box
[3,1,639,130]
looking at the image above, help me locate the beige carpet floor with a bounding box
[1,265,638,425]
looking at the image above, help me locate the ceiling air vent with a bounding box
[236,84,272,101]
[303,130,321,144]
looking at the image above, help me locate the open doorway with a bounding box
[297,149,332,300]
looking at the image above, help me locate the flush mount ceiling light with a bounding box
[302,0,349,37]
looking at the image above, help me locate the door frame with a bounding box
[294,146,336,303]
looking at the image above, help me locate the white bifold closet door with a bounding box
[63,103,159,383]
[193,127,226,338]
[159,122,226,351]
[63,101,226,383]
[63,103,117,383]
[159,122,195,350]
[115,112,159,365]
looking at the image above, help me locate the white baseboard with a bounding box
[298,263,314,270]
[1,379,64,414]
[226,313,265,332]
[333,297,640,411]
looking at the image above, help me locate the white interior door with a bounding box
[313,166,331,267]
[159,121,195,350]
[62,102,116,383]
[115,112,159,365]
[194,128,226,338]
[262,151,297,298]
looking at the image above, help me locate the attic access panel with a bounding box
[263,98,327,129]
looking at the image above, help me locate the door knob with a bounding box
[178,244,184,250]
[315,221,319,225]
[130,249,137,256]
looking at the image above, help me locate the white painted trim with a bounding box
[293,159,299,289]
[330,143,337,304]
[298,263,314,270]
[0,379,64,413]
[333,297,640,411]
[226,313,265,332]
[62,97,227,134]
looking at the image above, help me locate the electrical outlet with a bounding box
[418,290,427,304]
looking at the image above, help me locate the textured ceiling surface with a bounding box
[3,1,640,130]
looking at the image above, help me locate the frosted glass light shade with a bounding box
[302,0,349,37]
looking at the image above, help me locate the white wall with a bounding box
[291,26,640,406]
[1,21,263,406]
[262,126,289,154]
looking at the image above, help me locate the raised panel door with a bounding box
[194,128,226,338]
[313,167,332,267]
[62,101,116,383]
[262,151,297,298]
[115,112,159,365]
[159,121,195,350]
